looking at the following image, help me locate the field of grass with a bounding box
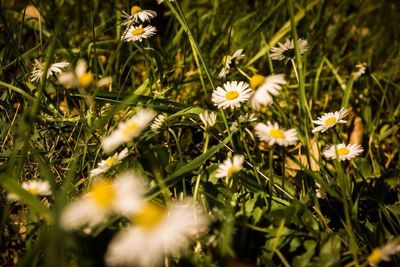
[1,0,399,266]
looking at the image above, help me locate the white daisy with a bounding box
[270,38,309,61]
[199,111,217,129]
[150,114,166,133]
[368,240,400,266]
[352,62,367,80]
[218,49,245,79]
[122,6,157,26]
[211,81,253,109]
[89,148,129,177]
[215,155,244,178]
[60,172,145,230]
[105,200,208,267]
[322,143,363,161]
[249,74,286,110]
[30,60,69,82]
[312,107,349,134]
[254,121,298,146]
[102,109,156,153]
[121,25,157,43]
[8,180,52,201]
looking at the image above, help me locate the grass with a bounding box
[1,0,400,266]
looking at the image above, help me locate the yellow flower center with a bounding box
[336,148,349,156]
[225,90,239,100]
[269,128,284,139]
[324,117,337,126]
[121,122,139,138]
[79,72,93,88]
[249,74,265,89]
[27,188,39,195]
[132,28,145,36]
[227,166,238,177]
[222,55,232,64]
[132,203,165,230]
[91,180,115,208]
[105,156,118,167]
[130,6,142,16]
[367,248,382,265]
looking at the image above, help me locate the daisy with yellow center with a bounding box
[211,81,253,109]
[30,59,69,82]
[323,143,363,161]
[122,5,157,26]
[254,121,298,146]
[60,172,145,230]
[121,24,157,43]
[269,38,309,62]
[367,240,400,266]
[217,49,245,79]
[249,74,287,110]
[89,148,129,177]
[199,111,217,129]
[101,109,156,153]
[105,200,208,267]
[215,155,244,178]
[8,180,52,201]
[312,107,349,133]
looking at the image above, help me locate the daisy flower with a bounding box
[254,121,298,146]
[60,172,145,230]
[105,201,208,267]
[270,38,309,62]
[322,143,363,161]
[352,62,367,80]
[8,180,51,201]
[122,6,157,26]
[368,240,400,266]
[150,114,166,133]
[30,60,69,82]
[312,107,349,134]
[89,148,129,177]
[218,49,245,79]
[121,25,157,43]
[102,109,156,153]
[211,81,253,109]
[199,111,217,129]
[249,74,286,110]
[215,155,244,178]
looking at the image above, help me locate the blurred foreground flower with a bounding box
[8,180,51,201]
[61,172,145,230]
[312,107,349,134]
[218,49,245,79]
[249,74,286,110]
[212,81,252,109]
[215,155,244,178]
[105,201,208,267]
[90,148,129,177]
[30,60,69,82]
[255,121,298,147]
[102,109,156,153]
[121,25,157,43]
[122,5,157,26]
[270,38,308,62]
[199,111,217,129]
[367,239,400,266]
[323,143,363,161]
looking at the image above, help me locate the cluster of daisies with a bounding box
[121,5,157,43]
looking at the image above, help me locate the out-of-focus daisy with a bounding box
[312,108,349,134]
[215,155,244,178]
[218,49,245,79]
[249,74,286,110]
[30,60,69,82]
[254,121,298,146]
[199,111,217,129]
[352,62,367,80]
[212,81,252,109]
[122,6,157,26]
[90,148,129,177]
[323,143,363,161]
[270,38,308,62]
[121,25,157,43]
[58,59,111,89]
[367,240,400,266]
[150,114,166,133]
[61,172,145,230]
[102,109,156,153]
[8,180,51,201]
[105,201,208,267]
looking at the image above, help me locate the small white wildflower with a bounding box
[90,148,129,177]
[270,38,308,62]
[121,25,157,43]
[215,155,244,178]
[212,81,253,109]
[312,108,349,134]
[368,240,400,266]
[151,114,166,133]
[254,121,298,147]
[218,49,245,79]
[323,143,363,161]
[8,180,51,201]
[122,6,157,26]
[30,60,69,82]
[199,111,217,129]
[249,74,286,110]
[352,62,367,80]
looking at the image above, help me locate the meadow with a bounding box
[0,0,399,266]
